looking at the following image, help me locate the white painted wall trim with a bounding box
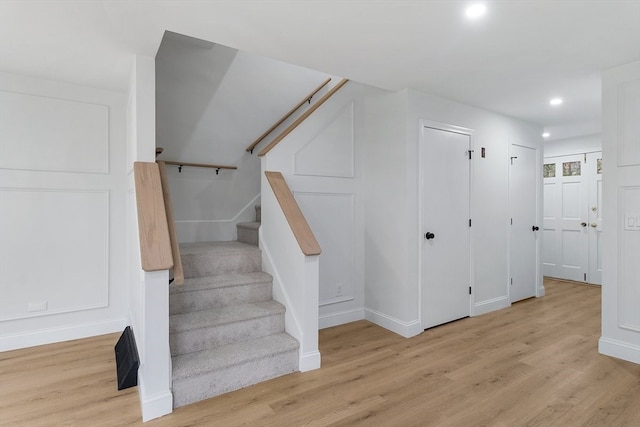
[174,193,260,225]
[259,231,303,344]
[299,350,322,372]
[0,317,128,352]
[365,307,422,338]
[138,371,174,422]
[319,308,365,329]
[473,296,510,317]
[598,337,640,364]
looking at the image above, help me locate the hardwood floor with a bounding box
[1,279,638,426]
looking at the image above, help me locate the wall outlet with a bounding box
[28,301,48,312]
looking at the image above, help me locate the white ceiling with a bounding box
[1,1,639,139]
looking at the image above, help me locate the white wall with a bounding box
[364,88,543,336]
[544,134,601,158]
[126,55,173,420]
[0,72,128,351]
[155,33,336,243]
[262,82,373,329]
[363,89,413,334]
[599,60,640,364]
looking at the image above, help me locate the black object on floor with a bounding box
[115,326,139,390]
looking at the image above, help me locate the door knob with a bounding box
[425,232,435,240]
[590,223,597,228]
[532,226,539,231]
[581,222,587,227]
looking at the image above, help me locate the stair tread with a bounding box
[172,332,298,380]
[170,271,272,294]
[236,221,260,230]
[170,300,284,332]
[180,240,259,255]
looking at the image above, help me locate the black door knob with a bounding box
[425,232,435,240]
[532,225,539,231]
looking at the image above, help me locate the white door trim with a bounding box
[508,141,543,299]
[418,119,475,327]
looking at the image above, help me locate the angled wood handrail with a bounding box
[246,77,332,154]
[265,171,321,256]
[258,78,349,157]
[133,162,174,271]
[157,161,184,285]
[162,160,238,175]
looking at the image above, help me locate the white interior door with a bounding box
[510,144,538,302]
[542,154,589,282]
[421,125,471,329]
[587,152,603,285]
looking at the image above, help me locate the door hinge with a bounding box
[584,273,587,282]
[468,150,474,159]
[510,218,513,225]
[469,286,472,295]
[510,277,513,285]
[469,219,472,227]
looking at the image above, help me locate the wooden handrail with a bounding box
[133,162,174,271]
[157,161,184,285]
[162,160,238,175]
[246,78,332,154]
[265,171,321,256]
[258,79,349,157]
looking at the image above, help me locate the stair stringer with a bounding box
[258,191,321,372]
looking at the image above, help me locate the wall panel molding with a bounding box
[0,90,110,174]
[617,80,640,167]
[0,188,110,321]
[294,191,355,305]
[294,101,355,178]
[618,186,640,332]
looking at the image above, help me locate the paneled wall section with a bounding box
[0,72,128,351]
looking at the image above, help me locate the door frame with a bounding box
[418,119,475,327]
[508,141,544,299]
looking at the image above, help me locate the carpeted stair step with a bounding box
[236,221,260,246]
[172,333,299,408]
[180,241,261,278]
[169,271,273,315]
[170,300,285,356]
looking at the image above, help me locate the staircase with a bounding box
[169,205,299,408]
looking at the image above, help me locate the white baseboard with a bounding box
[474,296,511,316]
[138,371,173,422]
[299,350,321,372]
[319,308,365,329]
[598,337,640,364]
[364,308,422,338]
[0,317,128,352]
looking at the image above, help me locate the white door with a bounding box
[542,154,591,282]
[421,125,471,329]
[587,152,603,285]
[510,144,538,302]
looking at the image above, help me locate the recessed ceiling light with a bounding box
[465,3,487,19]
[549,98,563,106]
[542,132,550,138]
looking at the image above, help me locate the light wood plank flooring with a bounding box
[1,279,638,426]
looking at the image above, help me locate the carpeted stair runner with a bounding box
[237,204,261,246]
[170,214,299,408]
